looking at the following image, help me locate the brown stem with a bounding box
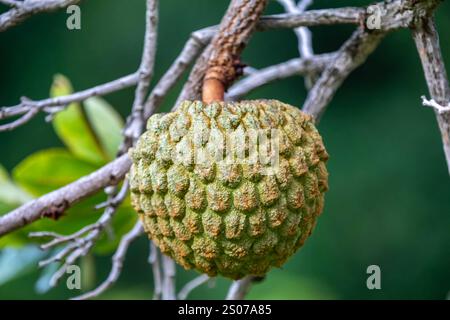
[201,0,268,103]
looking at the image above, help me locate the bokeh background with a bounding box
[0,0,449,299]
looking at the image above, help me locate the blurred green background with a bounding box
[0,0,449,300]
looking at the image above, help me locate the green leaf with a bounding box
[84,97,124,160]
[51,74,107,165]
[0,164,32,208]
[12,148,98,196]
[0,246,46,286]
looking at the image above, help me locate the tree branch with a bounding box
[148,241,163,300]
[161,255,176,300]
[226,53,333,101]
[277,0,317,89]
[178,0,269,104]
[122,0,159,149]
[178,274,210,300]
[0,72,139,131]
[226,276,254,300]
[202,0,268,103]
[302,28,385,121]
[258,6,364,30]
[412,14,450,175]
[72,221,144,300]
[0,0,80,32]
[0,154,132,237]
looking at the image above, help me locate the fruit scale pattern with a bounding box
[129,99,329,279]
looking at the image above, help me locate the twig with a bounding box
[29,181,130,286]
[412,15,450,175]
[122,0,159,150]
[0,72,139,130]
[0,0,80,32]
[178,274,210,300]
[258,7,363,30]
[0,108,39,132]
[226,276,254,300]
[0,153,132,237]
[277,0,313,58]
[302,28,385,121]
[421,96,450,115]
[161,255,176,300]
[72,221,144,300]
[148,241,163,300]
[226,54,333,101]
[277,0,316,89]
[29,181,129,251]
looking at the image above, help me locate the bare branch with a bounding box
[148,241,163,300]
[161,255,176,300]
[0,0,80,32]
[0,108,39,132]
[226,54,333,101]
[226,276,254,300]
[202,0,268,103]
[277,0,317,89]
[422,96,450,114]
[122,0,159,149]
[72,221,144,300]
[0,72,139,131]
[412,15,450,174]
[302,28,385,121]
[0,154,132,237]
[178,274,210,300]
[258,7,363,30]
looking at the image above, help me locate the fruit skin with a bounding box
[129,100,329,279]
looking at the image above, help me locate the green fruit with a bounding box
[129,100,329,279]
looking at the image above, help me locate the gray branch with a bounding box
[226,276,255,300]
[0,72,139,132]
[227,54,333,101]
[0,0,80,32]
[277,0,317,89]
[0,154,132,237]
[123,0,159,147]
[258,7,363,30]
[302,28,385,121]
[178,274,210,300]
[149,241,163,300]
[161,255,176,300]
[412,15,450,175]
[72,221,144,300]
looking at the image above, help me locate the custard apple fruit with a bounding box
[129,100,328,279]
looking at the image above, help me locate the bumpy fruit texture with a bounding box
[129,100,329,279]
